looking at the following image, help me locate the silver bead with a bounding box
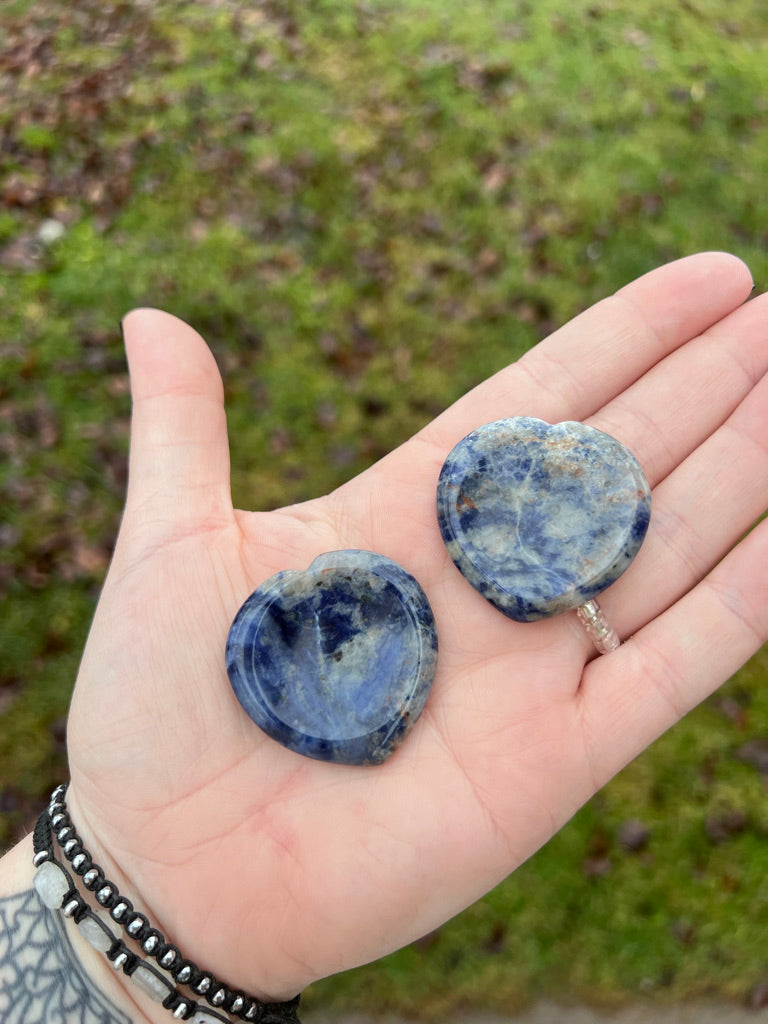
[33,850,50,867]
[51,813,65,828]
[231,996,244,1013]
[177,965,193,984]
[96,885,113,905]
[63,898,80,917]
[111,952,129,971]
[127,915,144,936]
[142,934,159,954]
[195,974,212,994]
[49,793,65,812]
[212,988,226,1006]
[57,826,72,842]
[72,853,87,871]
[112,901,129,920]
[245,1004,258,1020]
[83,869,99,886]
[161,949,177,968]
[172,1005,189,1020]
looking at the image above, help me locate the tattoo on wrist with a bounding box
[0,887,132,1024]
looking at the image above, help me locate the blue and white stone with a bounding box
[436,417,651,621]
[226,550,438,766]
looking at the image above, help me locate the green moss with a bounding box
[1,0,766,1010]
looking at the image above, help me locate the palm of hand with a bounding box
[65,253,768,1000]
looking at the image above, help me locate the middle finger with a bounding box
[588,290,768,491]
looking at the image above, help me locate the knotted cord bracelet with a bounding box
[32,809,228,1022]
[36,784,302,1024]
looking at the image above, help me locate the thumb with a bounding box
[120,308,233,541]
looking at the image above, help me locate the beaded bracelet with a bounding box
[35,784,302,1024]
[32,813,225,1022]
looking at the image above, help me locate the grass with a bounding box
[1,0,767,1015]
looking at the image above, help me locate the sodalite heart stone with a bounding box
[436,417,651,622]
[226,550,437,766]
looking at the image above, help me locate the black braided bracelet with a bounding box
[33,813,222,1022]
[38,784,302,1024]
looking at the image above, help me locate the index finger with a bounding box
[421,251,754,452]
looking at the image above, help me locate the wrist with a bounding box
[45,783,302,1022]
[0,832,160,1024]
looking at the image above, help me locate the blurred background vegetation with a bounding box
[1,0,767,1017]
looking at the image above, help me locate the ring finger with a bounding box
[587,367,768,646]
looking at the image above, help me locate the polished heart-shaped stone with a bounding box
[436,417,651,622]
[226,550,438,766]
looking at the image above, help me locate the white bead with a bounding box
[131,963,173,1003]
[77,915,114,954]
[33,861,70,909]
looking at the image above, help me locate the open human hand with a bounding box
[64,252,768,1003]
